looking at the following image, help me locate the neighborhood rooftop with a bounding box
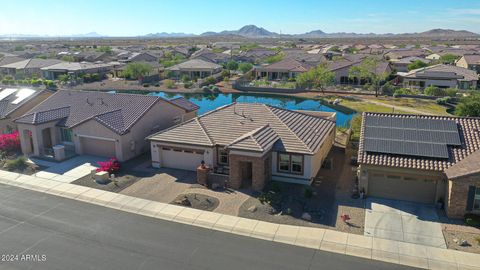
[15,90,195,135]
[358,112,480,171]
[148,102,335,154]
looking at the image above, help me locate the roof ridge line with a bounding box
[264,105,312,153]
[196,118,214,146]
[227,124,269,151]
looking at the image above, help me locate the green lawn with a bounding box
[374,97,450,115]
[336,98,411,114]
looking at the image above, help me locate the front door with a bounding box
[42,128,53,148]
[240,161,253,188]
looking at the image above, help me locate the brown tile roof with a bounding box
[358,112,480,172]
[402,64,478,82]
[15,90,189,135]
[257,58,314,73]
[169,97,199,112]
[149,103,335,154]
[445,149,480,179]
[463,54,480,65]
[227,124,279,153]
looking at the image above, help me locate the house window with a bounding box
[60,128,73,142]
[218,149,229,165]
[277,153,303,174]
[474,187,480,211]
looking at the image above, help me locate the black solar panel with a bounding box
[363,115,460,159]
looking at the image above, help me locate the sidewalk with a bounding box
[0,170,478,270]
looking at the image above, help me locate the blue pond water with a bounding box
[146,92,355,127]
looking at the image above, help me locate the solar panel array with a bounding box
[363,115,461,159]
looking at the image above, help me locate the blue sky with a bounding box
[0,0,479,36]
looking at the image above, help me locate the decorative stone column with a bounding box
[196,164,209,186]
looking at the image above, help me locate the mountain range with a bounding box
[1,26,478,39]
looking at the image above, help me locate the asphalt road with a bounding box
[0,184,418,270]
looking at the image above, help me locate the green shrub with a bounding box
[183,81,193,88]
[465,214,480,227]
[143,83,150,87]
[164,79,175,89]
[5,156,28,171]
[393,88,419,97]
[202,86,212,93]
[181,75,190,84]
[424,86,446,97]
[436,97,453,105]
[204,76,216,85]
[444,88,458,97]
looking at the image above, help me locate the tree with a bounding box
[456,93,480,117]
[123,62,152,80]
[96,46,112,53]
[407,60,429,71]
[264,53,284,64]
[439,54,460,65]
[61,55,75,62]
[238,62,253,74]
[296,63,335,93]
[226,60,238,71]
[349,57,389,97]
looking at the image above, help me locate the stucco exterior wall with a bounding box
[446,174,480,218]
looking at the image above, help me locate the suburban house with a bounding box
[0,58,63,78]
[118,52,158,63]
[235,49,277,63]
[191,49,231,64]
[166,59,222,79]
[399,64,478,89]
[0,88,52,134]
[456,54,480,74]
[41,62,116,80]
[254,58,314,81]
[148,103,336,191]
[384,49,427,61]
[389,56,431,72]
[15,90,198,162]
[327,59,391,85]
[357,112,480,218]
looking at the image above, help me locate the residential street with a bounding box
[0,184,416,270]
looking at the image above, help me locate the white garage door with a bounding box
[80,137,116,158]
[161,147,204,171]
[368,173,437,204]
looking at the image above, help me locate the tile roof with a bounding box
[358,112,480,172]
[444,149,480,179]
[227,124,280,153]
[0,88,46,119]
[462,54,480,65]
[166,59,222,71]
[149,103,335,154]
[15,90,189,135]
[0,58,62,69]
[169,97,200,112]
[256,58,314,72]
[40,62,115,71]
[402,64,478,81]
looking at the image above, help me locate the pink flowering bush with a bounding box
[0,131,20,153]
[96,158,121,174]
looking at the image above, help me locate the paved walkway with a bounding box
[0,171,479,270]
[365,198,446,248]
[28,155,107,183]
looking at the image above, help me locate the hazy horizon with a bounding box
[0,0,479,36]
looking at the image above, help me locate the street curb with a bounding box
[0,171,478,270]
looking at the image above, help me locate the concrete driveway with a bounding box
[364,198,446,248]
[29,155,108,183]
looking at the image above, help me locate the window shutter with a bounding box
[466,186,476,211]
